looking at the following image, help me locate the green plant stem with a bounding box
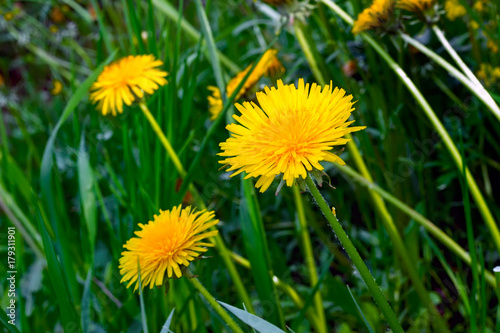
[401,30,500,123]
[293,18,449,331]
[338,165,496,287]
[138,101,255,314]
[320,0,500,256]
[305,176,403,333]
[189,276,244,333]
[292,185,327,333]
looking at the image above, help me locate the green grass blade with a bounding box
[218,301,286,333]
[35,194,79,329]
[78,134,97,259]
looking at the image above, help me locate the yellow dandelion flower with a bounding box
[3,12,15,21]
[444,0,466,20]
[207,49,284,121]
[352,0,395,35]
[397,0,435,14]
[90,55,168,116]
[219,79,366,193]
[470,20,479,30]
[472,0,485,12]
[119,205,219,292]
[487,39,498,54]
[51,80,62,95]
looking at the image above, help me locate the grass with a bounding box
[1,0,499,332]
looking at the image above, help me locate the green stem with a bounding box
[401,30,500,123]
[292,185,327,333]
[338,165,496,287]
[138,101,255,314]
[189,276,245,333]
[321,0,500,256]
[305,176,403,333]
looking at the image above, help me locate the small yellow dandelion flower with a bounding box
[49,25,59,33]
[397,0,435,14]
[207,49,284,120]
[90,55,168,116]
[51,80,62,95]
[470,20,479,30]
[487,39,498,54]
[444,0,466,20]
[352,0,396,35]
[3,12,15,21]
[219,79,366,193]
[119,205,219,292]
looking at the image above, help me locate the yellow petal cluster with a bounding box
[444,0,466,20]
[352,0,395,35]
[219,79,366,193]
[207,49,284,120]
[119,205,219,292]
[90,55,168,116]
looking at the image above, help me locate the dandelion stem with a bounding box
[138,100,255,314]
[189,276,244,333]
[292,185,327,333]
[321,0,500,258]
[305,176,404,333]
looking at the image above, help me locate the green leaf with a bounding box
[0,308,21,333]
[218,302,286,333]
[35,195,79,329]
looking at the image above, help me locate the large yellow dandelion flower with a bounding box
[119,205,219,292]
[444,0,466,20]
[219,79,366,193]
[397,0,435,14]
[352,0,395,35]
[207,49,284,120]
[90,55,168,116]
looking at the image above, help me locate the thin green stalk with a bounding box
[305,176,403,333]
[189,277,244,333]
[321,0,500,255]
[137,101,255,314]
[338,164,497,287]
[292,185,327,333]
[293,19,449,331]
[401,30,500,123]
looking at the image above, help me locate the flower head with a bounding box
[397,0,435,14]
[219,79,366,193]
[207,49,284,120]
[90,55,168,116]
[119,205,219,292]
[352,0,396,35]
[444,0,466,20]
[51,80,62,95]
